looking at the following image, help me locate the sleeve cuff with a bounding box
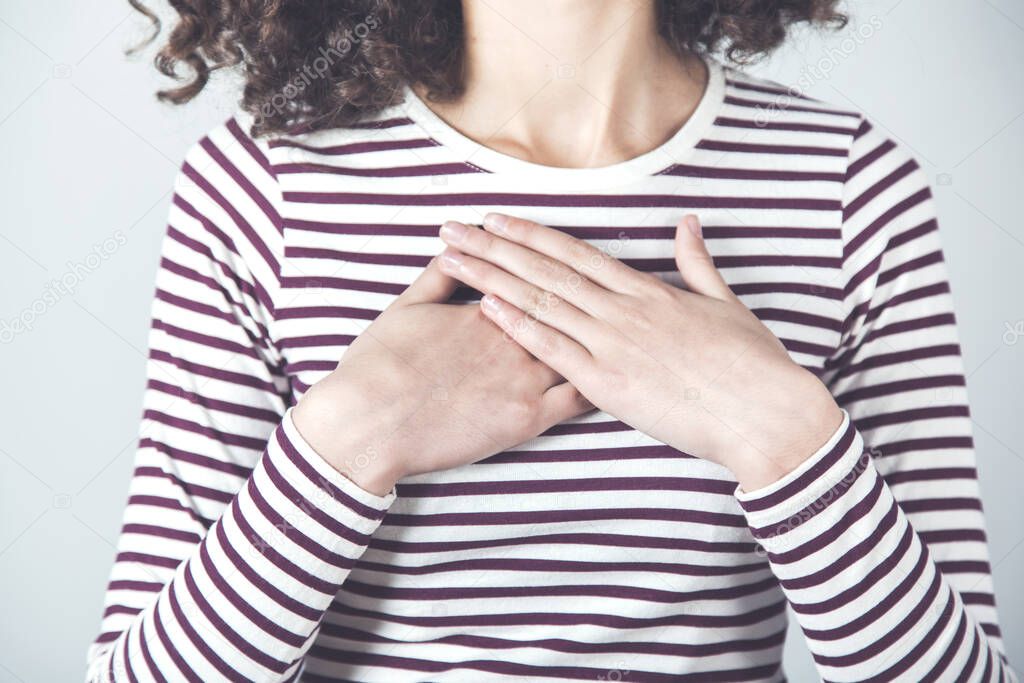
[735,410,871,541]
[197,409,400,626]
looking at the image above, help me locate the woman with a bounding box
[89,1,1013,680]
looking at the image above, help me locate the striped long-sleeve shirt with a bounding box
[88,60,1014,682]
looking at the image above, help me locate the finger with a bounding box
[477,318,563,387]
[534,359,566,389]
[479,294,594,385]
[540,381,594,424]
[674,215,735,301]
[394,254,460,306]
[480,213,641,294]
[440,221,614,317]
[440,248,603,346]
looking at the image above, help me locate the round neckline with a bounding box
[400,58,725,185]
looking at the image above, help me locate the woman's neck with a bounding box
[417,0,708,169]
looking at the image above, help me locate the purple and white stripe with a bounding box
[88,62,1013,682]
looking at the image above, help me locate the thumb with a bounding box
[674,215,733,300]
[395,252,460,306]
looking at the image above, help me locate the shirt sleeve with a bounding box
[86,118,395,682]
[735,118,1015,681]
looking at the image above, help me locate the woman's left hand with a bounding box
[438,213,844,491]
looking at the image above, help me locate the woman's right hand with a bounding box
[292,254,592,495]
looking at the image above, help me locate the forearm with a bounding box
[87,410,393,682]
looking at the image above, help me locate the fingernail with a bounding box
[685,215,702,238]
[440,250,463,270]
[483,213,509,234]
[480,294,501,313]
[440,221,468,244]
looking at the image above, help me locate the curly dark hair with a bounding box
[129,0,845,136]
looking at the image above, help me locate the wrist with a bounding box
[330,447,402,498]
[292,380,404,497]
[727,369,843,492]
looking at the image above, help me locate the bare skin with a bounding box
[292,261,592,496]
[420,0,709,169]
[292,0,842,495]
[438,214,843,491]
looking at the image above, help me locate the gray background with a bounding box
[0,0,1021,680]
